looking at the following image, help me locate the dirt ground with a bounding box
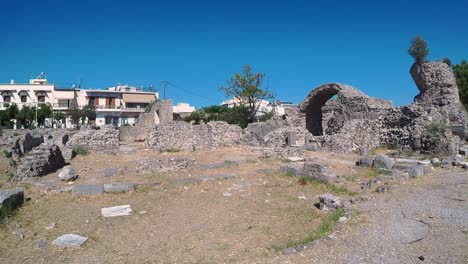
[0,145,361,264]
[2,144,465,263]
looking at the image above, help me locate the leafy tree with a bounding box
[219,65,274,124]
[408,36,429,63]
[81,104,96,124]
[0,105,19,128]
[53,111,67,127]
[68,104,81,126]
[453,60,468,110]
[37,104,53,127]
[17,106,36,129]
[6,104,19,120]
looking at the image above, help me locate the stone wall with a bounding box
[119,126,148,142]
[147,121,242,151]
[154,100,174,124]
[66,125,119,153]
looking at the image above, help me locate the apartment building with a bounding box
[0,74,158,127]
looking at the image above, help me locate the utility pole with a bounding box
[162,80,167,100]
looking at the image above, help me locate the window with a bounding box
[3,95,11,102]
[21,95,27,103]
[37,95,45,103]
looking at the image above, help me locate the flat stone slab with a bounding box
[72,185,103,197]
[199,161,238,169]
[101,205,132,217]
[103,183,134,193]
[52,234,88,247]
[395,158,419,164]
[287,157,305,162]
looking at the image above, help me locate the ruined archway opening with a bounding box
[304,88,340,136]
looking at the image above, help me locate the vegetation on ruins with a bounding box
[453,60,468,110]
[219,64,274,125]
[37,104,53,127]
[185,105,248,128]
[408,36,429,63]
[16,106,36,129]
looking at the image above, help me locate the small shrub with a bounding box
[73,146,89,156]
[2,150,12,159]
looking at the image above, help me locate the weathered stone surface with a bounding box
[104,167,117,177]
[16,145,65,180]
[359,147,370,156]
[136,157,194,174]
[58,165,78,181]
[103,183,134,193]
[356,156,374,167]
[286,131,297,146]
[52,234,88,247]
[318,193,343,211]
[0,189,24,220]
[373,155,395,170]
[101,205,132,217]
[281,162,337,183]
[280,163,304,176]
[66,125,119,154]
[418,160,431,165]
[287,156,305,162]
[408,165,424,178]
[72,185,103,196]
[453,155,465,167]
[431,158,441,166]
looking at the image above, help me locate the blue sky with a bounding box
[1,0,467,108]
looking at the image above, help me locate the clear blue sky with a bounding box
[2,0,467,108]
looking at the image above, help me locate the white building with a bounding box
[0,74,159,128]
[220,97,287,116]
[173,102,196,119]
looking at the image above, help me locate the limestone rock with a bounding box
[0,189,24,220]
[16,145,65,180]
[318,193,343,211]
[373,154,395,170]
[52,234,88,247]
[431,158,441,166]
[408,165,424,178]
[101,205,132,217]
[58,165,78,181]
[356,156,374,167]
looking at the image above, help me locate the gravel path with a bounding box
[270,170,468,264]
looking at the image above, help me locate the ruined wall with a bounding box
[147,121,242,151]
[119,126,148,142]
[66,125,119,153]
[154,100,173,124]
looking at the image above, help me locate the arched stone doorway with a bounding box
[299,83,370,136]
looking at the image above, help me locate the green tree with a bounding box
[408,36,429,63]
[6,104,19,120]
[219,65,274,124]
[68,104,81,126]
[37,104,53,127]
[453,60,468,110]
[81,104,96,124]
[17,106,36,129]
[53,111,67,127]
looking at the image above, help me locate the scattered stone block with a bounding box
[58,165,78,181]
[421,165,433,174]
[408,165,424,178]
[373,154,395,170]
[377,168,393,175]
[453,155,465,167]
[101,205,132,217]
[356,156,374,167]
[104,167,117,177]
[72,185,103,197]
[287,156,305,162]
[303,163,337,183]
[431,158,441,166]
[304,142,321,151]
[459,146,468,156]
[318,193,343,211]
[52,234,88,247]
[103,183,134,193]
[0,189,24,220]
[417,160,431,165]
[393,164,412,171]
[16,145,66,180]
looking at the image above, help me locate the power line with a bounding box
[162,81,219,103]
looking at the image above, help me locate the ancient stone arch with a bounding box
[299,83,372,136]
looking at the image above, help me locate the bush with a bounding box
[2,150,11,158]
[73,146,89,156]
[408,36,429,63]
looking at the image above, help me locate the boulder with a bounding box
[0,189,24,220]
[408,165,424,178]
[303,163,337,183]
[16,145,65,180]
[373,154,395,170]
[58,166,78,181]
[52,234,88,248]
[356,156,374,167]
[431,158,441,166]
[318,193,343,211]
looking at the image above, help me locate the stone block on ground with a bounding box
[104,167,117,177]
[58,165,78,181]
[16,144,66,180]
[72,185,103,196]
[0,189,24,220]
[373,154,395,170]
[303,163,338,183]
[408,165,424,178]
[103,183,135,193]
[431,158,441,166]
[52,234,88,247]
[417,160,431,165]
[318,193,343,211]
[280,163,304,176]
[101,205,132,217]
[287,156,305,162]
[356,156,374,167]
